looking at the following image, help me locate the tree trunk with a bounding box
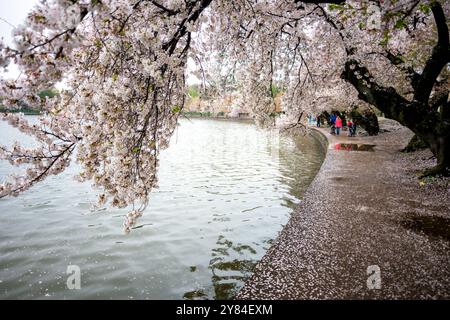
[338,2,449,177]
[402,134,428,153]
[349,108,379,136]
[341,59,450,176]
[421,133,450,176]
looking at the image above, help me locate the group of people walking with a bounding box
[307,113,357,137]
[308,114,323,128]
[329,113,357,137]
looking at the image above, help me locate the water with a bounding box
[0,117,324,299]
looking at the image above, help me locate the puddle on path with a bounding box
[401,215,450,242]
[334,143,375,152]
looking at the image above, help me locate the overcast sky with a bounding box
[0,0,38,78]
[0,0,38,45]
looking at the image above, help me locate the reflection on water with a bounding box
[0,117,324,299]
[183,234,258,300]
[209,234,258,300]
[334,143,375,152]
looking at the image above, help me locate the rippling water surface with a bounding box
[0,117,324,299]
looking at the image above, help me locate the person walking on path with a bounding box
[347,119,353,137]
[347,119,357,137]
[316,115,321,127]
[335,116,342,136]
[351,121,357,137]
[330,113,336,134]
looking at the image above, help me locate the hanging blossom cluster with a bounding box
[0,0,447,231]
[197,0,446,128]
[0,0,212,232]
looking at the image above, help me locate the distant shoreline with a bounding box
[181,112,254,122]
[0,108,41,115]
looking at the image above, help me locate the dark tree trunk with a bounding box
[321,110,331,125]
[402,134,428,153]
[342,59,450,175]
[421,133,450,176]
[349,108,379,136]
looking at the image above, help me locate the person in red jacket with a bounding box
[335,116,343,136]
[347,119,353,137]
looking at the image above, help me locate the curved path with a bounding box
[237,125,450,299]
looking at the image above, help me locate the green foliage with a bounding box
[35,15,46,22]
[172,105,181,113]
[393,54,406,64]
[379,30,391,47]
[187,86,200,98]
[131,146,141,153]
[270,84,282,97]
[182,111,212,117]
[419,3,431,15]
[394,19,407,30]
[0,105,41,115]
[38,88,59,99]
[328,4,345,11]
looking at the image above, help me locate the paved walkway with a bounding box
[237,125,450,299]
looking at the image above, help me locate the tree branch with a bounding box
[414,1,449,103]
[315,4,354,55]
[341,59,415,128]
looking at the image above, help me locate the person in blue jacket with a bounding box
[329,113,336,134]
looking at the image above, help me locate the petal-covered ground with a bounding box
[237,119,450,299]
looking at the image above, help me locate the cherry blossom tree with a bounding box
[201,0,448,173]
[0,0,448,231]
[338,1,449,176]
[0,0,214,231]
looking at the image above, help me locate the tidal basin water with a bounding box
[0,117,324,299]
